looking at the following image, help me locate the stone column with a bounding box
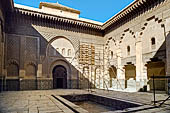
[37,64,42,78]
[19,70,25,78]
[116,46,125,89]
[1,32,6,91]
[135,32,148,91]
[0,22,3,91]
[0,22,2,76]
[117,48,124,79]
[0,43,2,77]
[135,33,143,81]
[0,21,4,78]
[19,37,26,90]
[37,64,43,90]
[165,18,170,94]
[2,32,6,77]
[103,46,110,89]
[142,65,147,80]
[19,37,26,78]
[165,18,170,76]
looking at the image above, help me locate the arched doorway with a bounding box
[124,64,136,89]
[52,65,67,89]
[146,61,165,91]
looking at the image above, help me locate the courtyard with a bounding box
[0,89,170,113]
[1,0,170,112]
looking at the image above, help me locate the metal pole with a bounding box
[168,78,170,95]
[1,76,3,92]
[153,74,156,105]
[103,44,105,89]
[4,76,6,91]
[88,70,89,92]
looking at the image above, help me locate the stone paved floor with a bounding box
[92,89,169,105]
[0,90,88,113]
[91,89,170,113]
[0,89,170,113]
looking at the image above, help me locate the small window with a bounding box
[111,51,113,59]
[151,37,156,49]
[127,46,130,55]
[68,49,71,56]
[62,48,65,55]
[151,38,155,45]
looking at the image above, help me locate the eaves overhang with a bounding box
[102,0,162,30]
[14,7,103,30]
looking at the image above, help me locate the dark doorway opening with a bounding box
[56,78,64,88]
[53,65,67,89]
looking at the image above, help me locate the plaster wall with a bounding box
[5,12,104,90]
[42,6,79,18]
[104,0,170,91]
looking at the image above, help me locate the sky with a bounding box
[14,0,134,23]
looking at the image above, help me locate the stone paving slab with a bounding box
[91,89,170,105]
[91,89,170,113]
[0,89,170,113]
[46,95,74,113]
